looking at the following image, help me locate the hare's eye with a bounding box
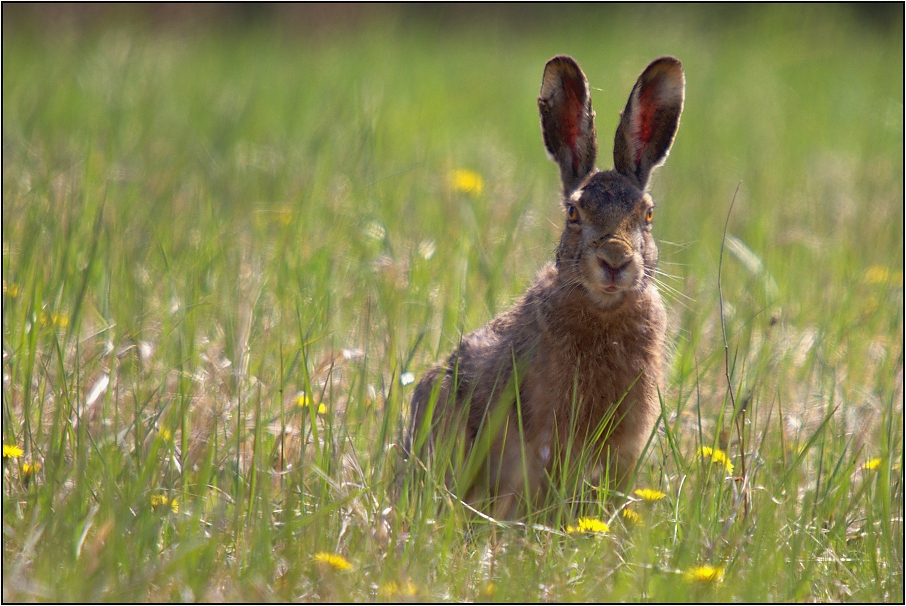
[645,208,654,224]
[566,204,580,222]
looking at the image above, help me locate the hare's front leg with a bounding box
[463,415,554,518]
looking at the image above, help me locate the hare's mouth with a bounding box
[589,256,640,294]
[568,251,642,308]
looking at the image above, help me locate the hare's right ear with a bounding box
[613,56,685,190]
[538,56,597,195]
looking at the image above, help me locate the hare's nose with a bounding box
[596,240,631,271]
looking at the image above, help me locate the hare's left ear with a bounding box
[539,56,598,195]
[613,56,684,190]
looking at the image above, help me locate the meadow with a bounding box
[2,5,903,602]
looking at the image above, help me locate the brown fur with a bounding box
[409,55,685,519]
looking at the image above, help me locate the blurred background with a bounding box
[5,3,902,37]
[4,0,903,419]
[1,4,902,601]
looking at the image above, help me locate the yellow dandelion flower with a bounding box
[21,461,41,487]
[39,312,69,328]
[158,428,173,442]
[450,169,484,196]
[698,446,734,474]
[150,494,179,514]
[864,265,889,284]
[3,444,24,459]
[863,458,882,471]
[684,565,724,583]
[634,488,666,502]
[622,509,643,525]
[295,392,327,415]
[402,582,418,597]
[379,580,418,598]
[378,582,399,598]
[3,282,19,298]
[479,582,497,598]
[314,552,353,571]
[566,517,609,534]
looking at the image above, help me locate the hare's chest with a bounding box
[531,329,650,407]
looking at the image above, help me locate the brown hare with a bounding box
[409,55,684,519]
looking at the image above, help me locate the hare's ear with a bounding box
[613,56,684,190]
[538,56,597,195]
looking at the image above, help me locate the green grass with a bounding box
[3,5,903,601]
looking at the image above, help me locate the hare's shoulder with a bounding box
[486,263,560,343]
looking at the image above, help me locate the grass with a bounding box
[2,4,903,602]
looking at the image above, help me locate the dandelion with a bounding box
[3,282,19,298]
[698,446,734,474]
[621,509,643,525]
[450,169,484,196]
[566,517,609,535]
[684,565,724,583]
[150,494,179,514]
[158,427,173,442]
[314,552,353,571]
[21,461,41,487]
[39,312,69,328]
[863,458,882,471]
[864,265,889,284]
[634,488,666,502]
[3,444,24,460]
[378,580,418,598]
[295,392,327,415]
[479,582,497,598]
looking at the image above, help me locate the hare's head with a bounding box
[538,56,684,310]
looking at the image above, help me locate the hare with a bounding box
[409,55,684,519]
